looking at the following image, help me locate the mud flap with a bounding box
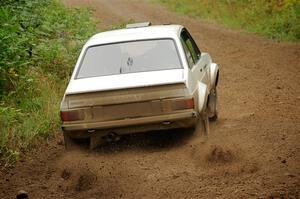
[196,81,210,136]
[194,113,209,143]
[201,112,210,136]
[208,88,218,121]
[197,81,208,114]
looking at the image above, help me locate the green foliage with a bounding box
[155,0,300,41]
[32,2,97,79]
[0,0,49,92]
[0,0,97,164]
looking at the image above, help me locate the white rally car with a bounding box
[60,22,219,149]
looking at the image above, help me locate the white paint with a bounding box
[66,69,185,94]
[64,24,219,116]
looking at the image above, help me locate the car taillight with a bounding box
[60,110,84,122]
[172,98,194,110]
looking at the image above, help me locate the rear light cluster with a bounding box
[162,98,194,112]
[60,110,84,122]
[172,98,194,110]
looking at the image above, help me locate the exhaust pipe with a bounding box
[162,121,171,125]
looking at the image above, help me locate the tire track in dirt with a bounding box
[1,0,299,198]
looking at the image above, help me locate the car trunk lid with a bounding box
[65,69,184,95]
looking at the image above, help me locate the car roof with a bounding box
[86,24,184,46]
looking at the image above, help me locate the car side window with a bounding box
[181,38,194,68]
[180,29,201,68]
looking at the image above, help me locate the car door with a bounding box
[180,29,209,93]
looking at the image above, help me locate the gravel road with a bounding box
[1,0,299,198]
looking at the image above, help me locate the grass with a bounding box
[0,0,97,166]
[154,0,300,41]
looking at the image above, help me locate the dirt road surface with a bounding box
[1,1,299,198]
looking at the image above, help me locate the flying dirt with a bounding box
[0,0,299,198]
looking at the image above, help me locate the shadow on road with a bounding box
[83,128,196,154]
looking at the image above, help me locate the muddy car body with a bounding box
[60,23,219,149]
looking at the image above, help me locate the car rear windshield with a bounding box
[76,39,182,79]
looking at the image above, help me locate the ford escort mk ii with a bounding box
[60,22,219,149]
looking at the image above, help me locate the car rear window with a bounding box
[76,39,182,79]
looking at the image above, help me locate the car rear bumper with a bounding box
[62,110,198,136]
